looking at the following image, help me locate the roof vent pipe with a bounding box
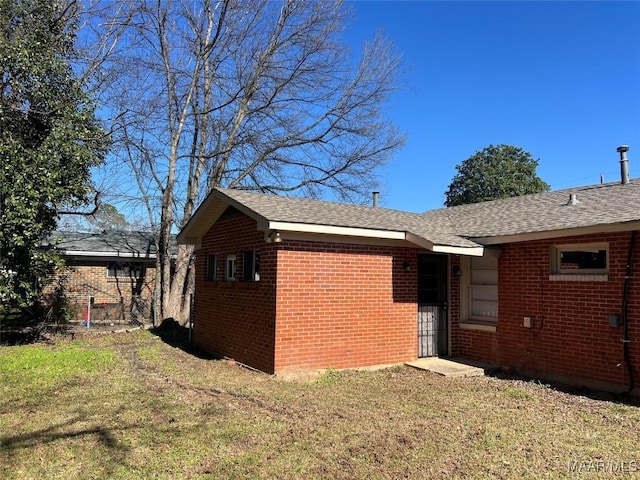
[617,145,630,184]
[372,191,379,208]
[566,193,579,206]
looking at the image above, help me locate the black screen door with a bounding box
[417,254,448,357]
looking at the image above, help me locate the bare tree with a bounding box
[86,0,405,323]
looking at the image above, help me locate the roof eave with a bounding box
[58,250,157,259]
[177,235,202,249]
[267,221,407,242]
[472,220,640,245]
[268,223,484,255]
[406,232,484,256]
[432,245,485,256]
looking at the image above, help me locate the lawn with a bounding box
[1,330,639,479]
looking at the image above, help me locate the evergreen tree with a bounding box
[0,0,106,312]
[445,144,550,207]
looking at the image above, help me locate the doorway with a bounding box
[417,254,448,357]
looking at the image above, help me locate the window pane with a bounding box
[471,300,498,319]
[471,285,498,302]
[240,250,260,282]
[226,255,236,280]
[243,250,254,281]
[470,269,498,285]
[108,263,144,279]
[560,249,606,271]
[468,254,498,322]
[471,256,497,270]
[254,250,260,281]
[206,255,217,281]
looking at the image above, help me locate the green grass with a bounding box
[501,385,533,400]
[0,343,115,384]
[1,330,639,479]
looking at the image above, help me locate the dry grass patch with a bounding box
[1,330,639,479]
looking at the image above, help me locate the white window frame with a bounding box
[225,255,236,281]
[460,252,499,329]
[551,243,608,275]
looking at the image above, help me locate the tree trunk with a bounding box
[89,0,405,326]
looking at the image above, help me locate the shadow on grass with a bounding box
[487,369,640,407]
[150,318,223,361]
[0,418,124,451]
[0,414,134,477]
[0,314,73,346]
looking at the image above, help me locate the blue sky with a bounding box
[344,1,640,212]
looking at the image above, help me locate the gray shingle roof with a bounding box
[46,231,177,258]
[423,179,640,239]
[216,188,479,248]
[218,188,418,229]
[180,179,640,251]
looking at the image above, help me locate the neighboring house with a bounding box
[43,230,174,324]
[178,171,639,392]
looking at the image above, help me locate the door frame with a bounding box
[417,253,450,358]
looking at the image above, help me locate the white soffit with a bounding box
[267,221,407,241]
[267,221,483,255]
[59,250,156,259]
[432,245,485,257]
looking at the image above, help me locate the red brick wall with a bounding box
[457,231,640,389]
[193,208,424,373]
[193,208,278,373]
[44,260,156,322]
[449,255,461,355]
[273,243,418,372]
[51,262,156,303]
[190,209,640,388]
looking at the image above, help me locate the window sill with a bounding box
[549,274,608,282]
[459,321,497,332]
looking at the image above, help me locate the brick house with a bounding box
[44,231,167,324]
[177,176,640,392]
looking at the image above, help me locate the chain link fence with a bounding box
[67,295,154,328]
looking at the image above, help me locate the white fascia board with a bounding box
[432,245,485,256]
[267,221,407,241]
[280,232,415,247]
[474,221,640,246]
[406,232,484,256]
[266,221,484,255]
[59,250,156,259]
[405,232,434,250]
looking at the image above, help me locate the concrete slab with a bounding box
[406,357,496,378]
